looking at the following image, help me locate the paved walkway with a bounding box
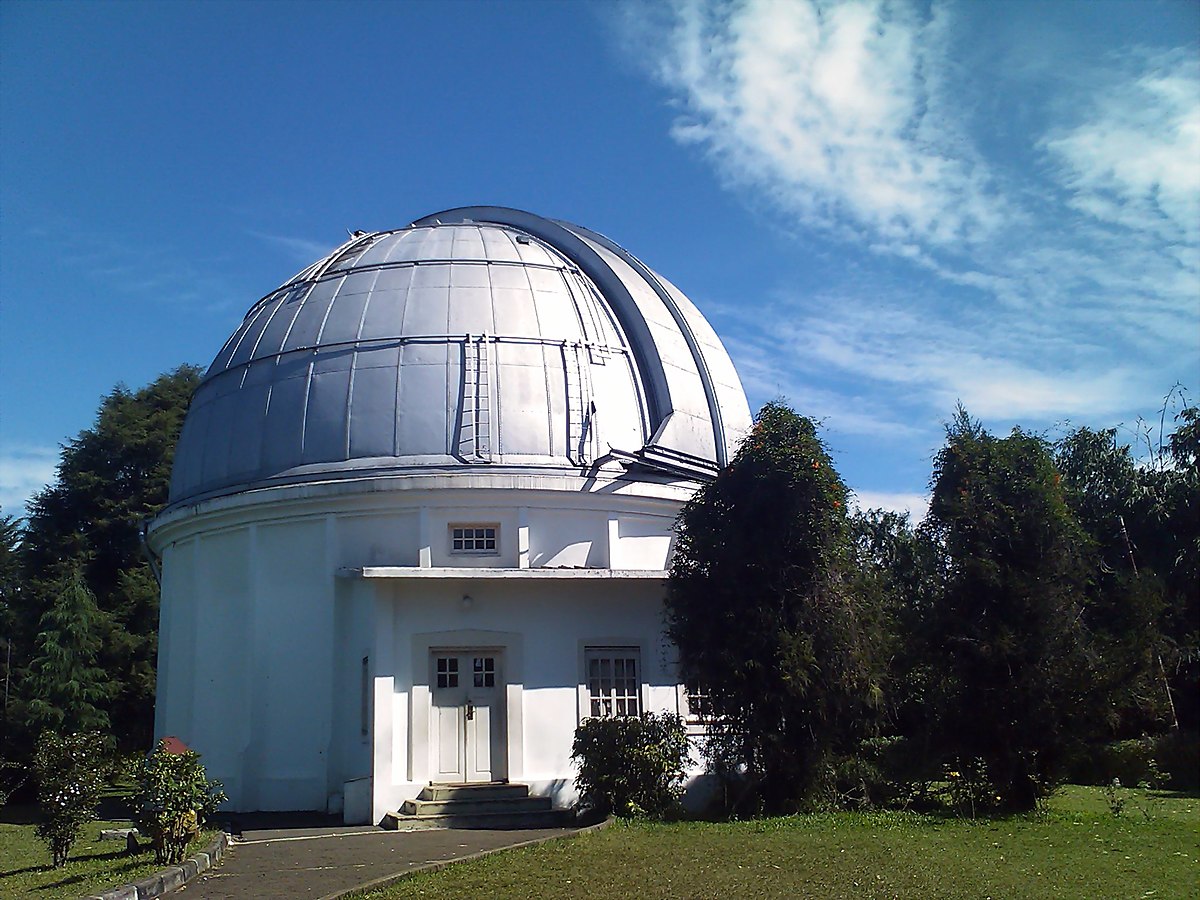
[171,824,582,899]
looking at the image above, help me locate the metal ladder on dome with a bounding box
[459,335,493,462]
[564,342,592,466]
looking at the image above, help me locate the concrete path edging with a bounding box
[84,832,230,900]
[315,817,614,900]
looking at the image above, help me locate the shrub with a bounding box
[942,757,1001,819]
[1067,737,1176,788]
[829,736,920,810]
[571,713,690,818]
[33,731,110,867]
[1153,731,1198,790]
[134,739,226,865]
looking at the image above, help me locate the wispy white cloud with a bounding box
[647,0,1007,251]
[718,327,927,440]
[246,230,337,265]
[1043,50,1200,246]
[0,445,58,516]
[44,222,246,314]
[625,0,1199,437]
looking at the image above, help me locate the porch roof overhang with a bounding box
[339,566,669,580]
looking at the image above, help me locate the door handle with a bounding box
[466,700,474,721]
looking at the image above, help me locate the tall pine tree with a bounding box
[12,365,200,756]
[924,407,1098,810]
[667,403,881,811]
[24,569,115,734]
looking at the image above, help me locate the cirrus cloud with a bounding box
[622,0,1199,444]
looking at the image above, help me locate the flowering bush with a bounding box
[33,731,109,867]
[134,739,226,865]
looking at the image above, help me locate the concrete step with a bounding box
[420,782,530,802]
[401,795,552,817]
[381,808,577,831]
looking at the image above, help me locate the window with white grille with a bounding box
[684,679,714,724]
[450,524,498,554]
[585,648,641,717]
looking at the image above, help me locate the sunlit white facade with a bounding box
[149,207,751,823]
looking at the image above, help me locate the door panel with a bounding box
[431,650,505,783]
[435,703,464,780]
[467,701,492,781]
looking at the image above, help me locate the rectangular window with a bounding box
[585,647,641,717]
[436,656,459,689]
[473,656,496,688]
[450,524,499,554]
[684,679,713,724]
[360,656,370,737]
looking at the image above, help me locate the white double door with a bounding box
[431,650,504,783]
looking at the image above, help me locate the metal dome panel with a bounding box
[168,209,751,506]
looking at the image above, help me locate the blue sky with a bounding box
[2,0,1197,519]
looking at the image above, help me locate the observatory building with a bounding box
[148,207,751,824]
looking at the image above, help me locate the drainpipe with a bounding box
[140,519,162,588]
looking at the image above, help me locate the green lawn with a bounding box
[0,806,217,900]
[355,786,1199,900]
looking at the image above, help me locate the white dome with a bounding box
[168,207,751,506]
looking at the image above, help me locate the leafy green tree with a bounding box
[667,402,881,812]
[1055,426,1170,736]
[849,508,939,787]
[24,569,116,734]
[924,408,1098,811]
[1055,399,1199,733]
[1151,405,1199,730]
[14,366,200,754]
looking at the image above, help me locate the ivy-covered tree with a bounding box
[12,365,200,755]
[667,402,881,811]
[924,407,1098,811]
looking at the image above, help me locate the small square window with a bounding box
[436,656,459,689]
[450,524,499,555]
[473,656,496,687]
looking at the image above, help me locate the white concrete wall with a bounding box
[329,576,374,817]
[527,509,608,567]
[336,512,419,567]
[247,519,333,810]
[155,519,337,812]
[611,513,677,569]
[151,477,690,818]
[370,577,678,820]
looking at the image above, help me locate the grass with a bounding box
[0,804,218,900]
[353,785,1199,900]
